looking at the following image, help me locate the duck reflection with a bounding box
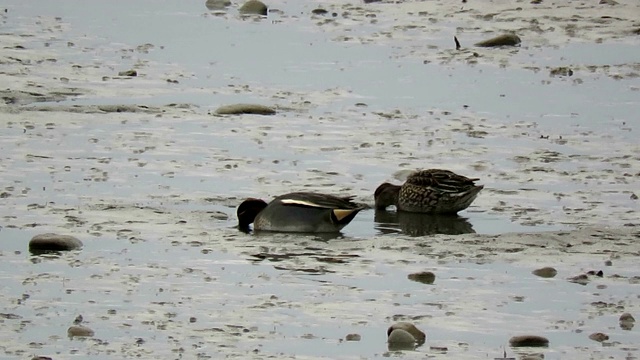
[374,210,475,236]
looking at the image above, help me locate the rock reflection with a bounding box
[374,210,475,236]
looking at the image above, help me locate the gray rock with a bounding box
[532,266,557,278]
[29,233,83,253]
[239,0,268,16]
[388,329,416,344]
[67,325,95,337]
[345,333,361,341]
[387,328,416,350]
[588,332,609,342]
[620,312,635,330]
[387,322,426,345]
[408,271,436,284]
[215,103,276,115]
[475,33,521,47]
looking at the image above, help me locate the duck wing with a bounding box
[275,192,362,210]
[405,169,480,193]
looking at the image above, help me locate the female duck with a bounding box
[375,169,483,214]
[237,192,365,233]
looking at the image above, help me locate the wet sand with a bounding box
[1,1,639,359]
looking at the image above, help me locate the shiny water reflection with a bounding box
[374,210,475,236]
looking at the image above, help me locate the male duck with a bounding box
[374,169,483,214]
[237,192,365,233]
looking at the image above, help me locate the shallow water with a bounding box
[2,227,639,359]
[1,1,640,359]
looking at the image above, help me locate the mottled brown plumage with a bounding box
[375,169,483,214]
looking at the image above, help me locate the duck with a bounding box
[237,192,366,233]
[375,169,483,214]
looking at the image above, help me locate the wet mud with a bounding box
[1,1,639,359]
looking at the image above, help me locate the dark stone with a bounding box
[475,33,521,47]
[408,271,436,284]
[509,335,549,347]
[29,233,83,253]
[239,0,268,16]
[532,266,557,278]
[67,325,95,337]
[215,103,276,115]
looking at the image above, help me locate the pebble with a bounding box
[215,103,276,115]
[29,233,83,253]
[345,333,361,341]
[475,33,521,47]
[387,322,426,344]
[67,325,95,337]
[508,335,549,347]
[407,271,436,284]
[239,0,268,15]
[532,266,557,278]
[620,312,635,330]
[388,328,415,345]
[588,332,609,342]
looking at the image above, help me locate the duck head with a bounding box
[237,198,268,231]
[374,183,400,210]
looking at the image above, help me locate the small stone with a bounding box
[620,313,635,322]
[509,335,549,347]
[532,267,557,278]
[475,33,521,47]
[239,0,268,15]
[29,233,83,253]
[388,328,415,345]
[67,325,95,337]
[215,103,276,115]
[387,322,426,344]
[31,357,53,360]
[620,313,635,330]
[345,333,361,341]
[408,271,436,284]
[588,332,609,342]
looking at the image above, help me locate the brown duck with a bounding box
[375,169,483,214]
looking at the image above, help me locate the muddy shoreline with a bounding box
[1,1,640,359]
